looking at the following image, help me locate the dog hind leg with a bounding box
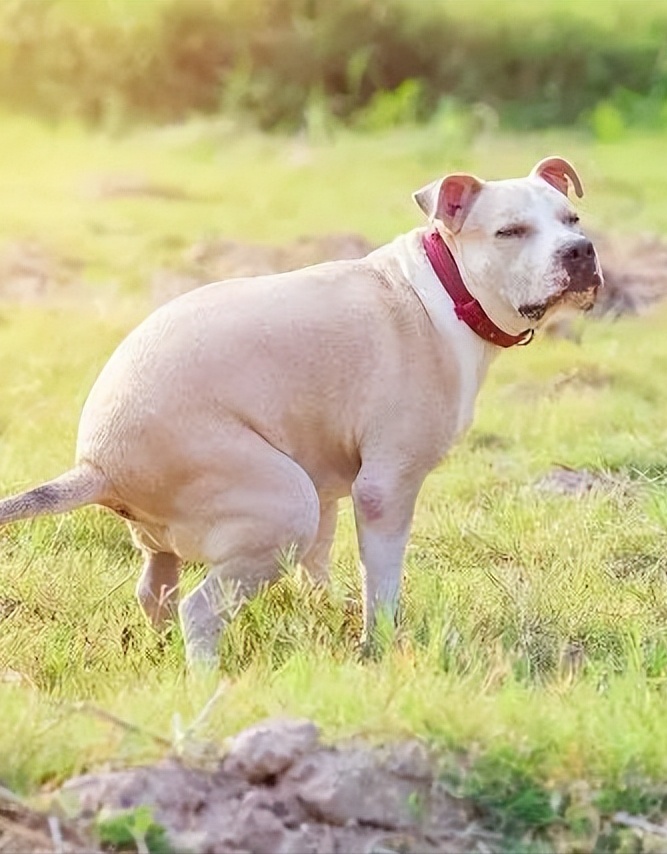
[177,445,320,668]
[301,498,338,584]
[135,550,181,629]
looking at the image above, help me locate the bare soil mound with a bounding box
[51,719,490,854]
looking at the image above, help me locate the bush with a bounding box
[0,0,666,130]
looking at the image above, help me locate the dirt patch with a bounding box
[0,789,92,853]
[150,233,376,304]
[80,173,194,201]
[508,365,616,402]
[606,550,667,580]
[534,465,625,497]
[591,230,667,317]
[0,241,83,303]
[469,431,512,451]
[55,718,491,854]
[550,365,614,390]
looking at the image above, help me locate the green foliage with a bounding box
[355,79,425,132]
[590,102,627,143]
[96,806,173,854]
[588,85,667,142]
[1,0,667,130]
[446,758,667,850]
[453,751,556,836]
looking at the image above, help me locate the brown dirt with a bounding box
[0,240,83,303]
[47,718,493,854]
[80,173,195,202]
[590,229,667,317]
[533,465,626,497]
[150,232,375,304]
[0,789,93,853]
[507,364,616,403]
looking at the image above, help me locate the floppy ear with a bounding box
[530,156,584,199]
[412,173,484,233]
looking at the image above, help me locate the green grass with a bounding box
[3,114,667,846]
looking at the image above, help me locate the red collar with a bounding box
[422,230,532,348]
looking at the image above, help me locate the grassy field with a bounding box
[3,114,667,846]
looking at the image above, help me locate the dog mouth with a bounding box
[563,279,601,312]
[519,297,557,322]
[519,263,604,323]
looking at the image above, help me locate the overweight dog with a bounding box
[0,157,602,667]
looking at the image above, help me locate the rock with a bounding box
[286,747,431,830]
[232,790,291,853]
[383,741,433,781]
[224,719,320,783]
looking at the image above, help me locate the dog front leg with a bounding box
[352,468,422,646]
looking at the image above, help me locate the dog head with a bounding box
[413,156,603,335]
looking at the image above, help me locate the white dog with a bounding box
[0,157,602,666]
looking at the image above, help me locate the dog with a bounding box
[0,157,602,667]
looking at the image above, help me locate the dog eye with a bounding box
[566,213,580,225]
[495,225,528,238]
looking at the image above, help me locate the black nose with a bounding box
[562,238,595,264]
[560,237,598,292]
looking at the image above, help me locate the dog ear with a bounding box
[412,173,484,233]
[530,156,584,199]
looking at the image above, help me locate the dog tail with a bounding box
[0,463,109,526]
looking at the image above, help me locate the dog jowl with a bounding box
[0,156,602,667]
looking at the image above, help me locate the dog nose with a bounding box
[560,237,599,292]
[562,238,595,264]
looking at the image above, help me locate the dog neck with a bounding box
[422,230,533,348]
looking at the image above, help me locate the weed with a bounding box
[96,805,173,854]
[443,750,556,847]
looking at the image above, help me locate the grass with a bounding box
[3,113,667,846]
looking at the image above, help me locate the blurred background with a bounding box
[2,0,666,136]
[0,0,664,313]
